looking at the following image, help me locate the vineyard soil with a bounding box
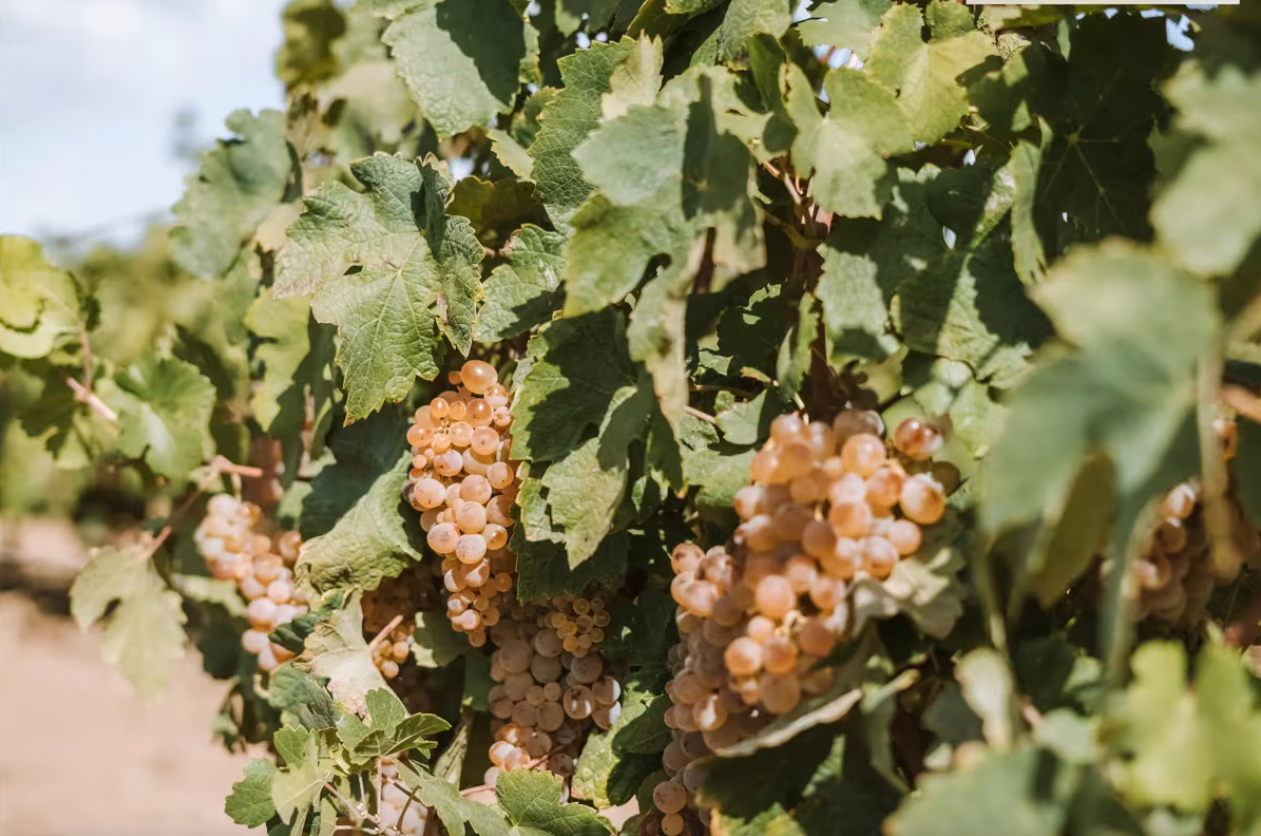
[0,592,252,836]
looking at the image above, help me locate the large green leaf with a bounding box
[171,109,298,278]
[298,408,426,591]
[0,236,89,360]
[275,155,482,421]
[1151,56,1261,277]
[70,545,187,699]
[382,0,527,137]
[866,1,995,146]
[496,769,615,836]
[108,353,217,479]
[530,39,638,226]
[783,63,912,219]
[981,242,1217,534]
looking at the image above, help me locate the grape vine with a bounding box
[3,1,1261,835]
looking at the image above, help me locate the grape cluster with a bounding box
[1132,418,1260,624]
[650,411,958,834]
[403,361,624,783]
[194,494,309,672]
[482,593,621,783]
[377,758,429,835]
[363,568,440,680]
[402,360,520,649]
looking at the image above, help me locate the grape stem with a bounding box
[368,614,405,653]
[65,375,119,422]
[683,406,718,426]
[141,455,265,559]
[66,326,119,422]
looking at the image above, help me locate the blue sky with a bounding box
[0,0,291,245]
[0,1,1195,248]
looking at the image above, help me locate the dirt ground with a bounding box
[0,591,254,836]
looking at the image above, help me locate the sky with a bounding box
[0,0,291,246]
[0,0,1195,248]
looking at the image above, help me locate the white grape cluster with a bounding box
[1133,418,1259,624]
[363,569,440,681]
[650,411,957,835]
[377,758,429,835]
[403,360,624,783]
[483,593,621,782]
[195,494,309,672]
[403,360,520,649]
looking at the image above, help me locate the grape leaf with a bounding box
[271,726,333,833]
[566,68,764,316]
[866,1,995,146]
[107,353,216,480]
[905,356,1007,458]
[776,294,818,402]
[0,236,90,360]
[296,593,390,712]
[382,0,527,137]
[783,63,912,219]
[245,290,336,467]
[1151,56,1261,277]
[449,176,549,248]
[475,225,566,344]
[680,415,757,522]
[512,310,639,463]
[268,665,342,731]
[894,224,1051,386]
[412,610,468,667]
[511,527,630,600]
[797,0,890,56]
[337,688,448,761]
[887,746,1077,836]
[1108,640,1261,824]
[555,0,622,35]
[226,758,279,828]
[1000,15,1172,257]
[717,0,792,64]
[275,155,482,421]
[981,242,1217,534]
[529,38,638,226]
[396,761,511,836]
[70,545,188,699]
[171,109,299,278]
[496,769,615,836]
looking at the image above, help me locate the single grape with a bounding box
[724,637,763,676]
[241,629,270,655]
[760,671,802,714]
[467,400,493,428]
[563,685,594,719]
[460,360,498,395]
[428,522,460,554]
[762,637,798,674]
[893,418,943,461]
[653,780,689,815]
[899,474,946,525]
[592,703,622,730]
[755,575,795,620]
[887,519,922,556]
[828,501,873,539]
[841,433,886,477]
[671,542,704,574]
